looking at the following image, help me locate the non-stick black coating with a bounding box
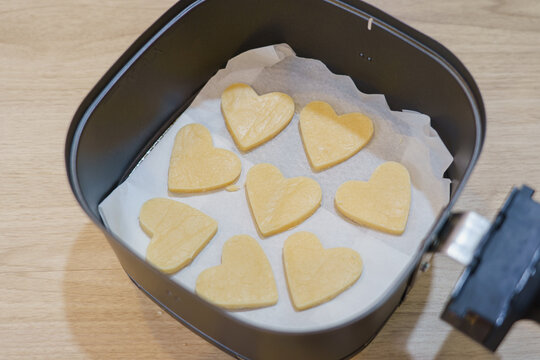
[65,0,485,358]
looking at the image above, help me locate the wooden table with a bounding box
[2,0,539,358]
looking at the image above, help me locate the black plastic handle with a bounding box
[441,186,540,351]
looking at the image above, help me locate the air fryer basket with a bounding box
[65,0,485,359]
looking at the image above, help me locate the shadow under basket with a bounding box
[65,0,485,359]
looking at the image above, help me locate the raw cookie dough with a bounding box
[140,198,218,274]
[168,123,241,193]
[196,235,278,310]
[283,232,363,311]
[221,83,295,151]
[246,163,322,236]
[300,101,374,171]
[335,161,411,235]
[225,184,240,192]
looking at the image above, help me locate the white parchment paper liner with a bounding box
[99,44,453,332]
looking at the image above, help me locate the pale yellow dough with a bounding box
[221,83,295,151]
[335,161,411,235]
[140,198,218,274]
[283,232,363,311]
[245,163,322,237]
[168,123,241,193]
[196,235,278,310]
[225,184,240,192]
[300,101,374,171]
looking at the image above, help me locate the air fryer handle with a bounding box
[435,186,540,351]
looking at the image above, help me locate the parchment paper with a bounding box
[99,44,453,332]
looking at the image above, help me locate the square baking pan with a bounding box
[65,0,485,358]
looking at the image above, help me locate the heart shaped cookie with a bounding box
[300,101,374,171]
[140,198,218,274]
[246,163,322,237]
[196,235,278,310]
[283,232,363,311]
[335,161,411,235]
[168,123,241,193]
[221,83,295,151]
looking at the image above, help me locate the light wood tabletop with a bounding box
[2,0,540,359]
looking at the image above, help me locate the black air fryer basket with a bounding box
[66,1,540,359]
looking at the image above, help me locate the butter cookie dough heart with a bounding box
[283,232,363,311]
[335,161,411,235]
[140,198,218,274]
[300,101,373,171]
[196,235,278,310]
[168,123,241,193]
[221,83,295,151]
[246,163,321,237]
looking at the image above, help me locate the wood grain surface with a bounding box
[1,0,540,359]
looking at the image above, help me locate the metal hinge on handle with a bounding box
[433,186,540,351]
